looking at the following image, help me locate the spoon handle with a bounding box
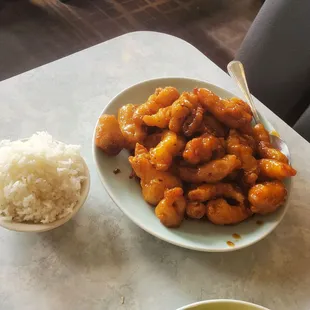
[227,60,260,124]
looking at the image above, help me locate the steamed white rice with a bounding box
[0,132,86,224]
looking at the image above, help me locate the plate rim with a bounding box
[92,76,292,252]
[176,299,270,310]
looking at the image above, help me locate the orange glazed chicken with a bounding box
[95,86,297,228]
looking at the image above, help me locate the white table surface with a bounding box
[0,31,309,310]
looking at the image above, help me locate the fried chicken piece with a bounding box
[253,124,288,163]
[143,92,193,132]
[183,91,199,105]
[229,97,253,116]
[118,104,147,150]
[242,134,257,153]
[179,154,241,183]
[258,141,289,163]
[206,198,252,225]
[239,122,255,136]
[253,123,270,144]
[258,159,296,180]
[129,144,182,205]
[190,183,251,224]
[186,201,206,219]
[249,181,287,214]
[142,105,172,128]
[226,129,259,186]
[183,133,225,165]
[199,114,227,137]
[95,114,126,156]
[134,87,180,122]
[183,105,204,137]
[188,183,245,204]
[155,187,186,227]
[195,88,252,129]
[150,130,185,171]
[169,94,195,133]
[134,143,148,156]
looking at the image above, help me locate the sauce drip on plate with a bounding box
[270,130,280,137]
[232,233,241,239]
[113,168,121,174]
[226,241,235,247]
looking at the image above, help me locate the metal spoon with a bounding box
[227,60,291,162]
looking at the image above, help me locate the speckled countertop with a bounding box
[0,32,309,310]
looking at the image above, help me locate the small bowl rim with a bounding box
[92,76,292,252]
[176,299,270,310]
[0,141,90,233]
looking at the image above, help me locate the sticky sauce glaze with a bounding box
[226,241,235,247]
[232,233,241,239]
[270,130,280,137]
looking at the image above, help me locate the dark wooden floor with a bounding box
[0,0,260,81]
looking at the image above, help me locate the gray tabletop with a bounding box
[0,31,309,310]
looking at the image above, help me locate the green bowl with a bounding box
[177,299,269,310]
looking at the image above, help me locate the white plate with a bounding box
[177,299,269,310]
[92,77,291,252]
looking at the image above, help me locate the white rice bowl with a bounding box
[0,132,87,224]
